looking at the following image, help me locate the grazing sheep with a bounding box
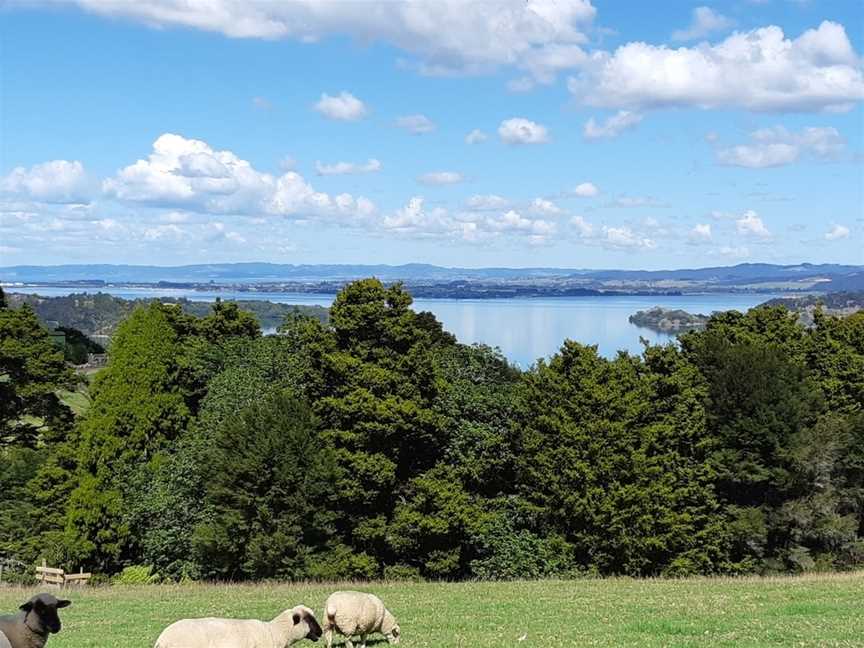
[0,593,71,648]
[155,605,322,648]
[322,591,400,648]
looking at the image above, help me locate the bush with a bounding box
[112,565,160,585]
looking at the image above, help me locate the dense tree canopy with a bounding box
[1,287,862,581]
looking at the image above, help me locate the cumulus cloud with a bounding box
[530,198,563,215]
[719,245,751,259]
[1,160,90,204]
[465,129,488,144]
[571,182,600,197]
[383,197,556,244]
[498,118,550,144]
[610,196,668,208]
[825,224,850,240]
[736,210,772,238]
[689,223,713,243]
[716,126,846,168]
[465,194,510,210]
[583,110,642,139]
[315,158,382,176]
[71,0,596,81]
[568,21,864,112]
[570,215,594,237]
[672,7,733,42]
[102,133,375,222]
[313,92,368,121]
[396,114,436,135]
[417,171,464,185]
[601,225,656,249]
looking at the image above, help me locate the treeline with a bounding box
[5,291,328,338]
[1,281,863,581]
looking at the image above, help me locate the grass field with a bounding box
[1,573,862,647]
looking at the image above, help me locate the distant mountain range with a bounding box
[2,262,862,288]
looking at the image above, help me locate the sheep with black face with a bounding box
[0,594,71,648]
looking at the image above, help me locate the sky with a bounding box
[0,0,862,270]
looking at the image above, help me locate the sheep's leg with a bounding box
[345,638,355,648]
[360,634,367,648]
[324,628,333,648]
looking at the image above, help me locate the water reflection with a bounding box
[8,286,776,367]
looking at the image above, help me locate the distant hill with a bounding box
[761,291,864,327]
[2,262,862,291]
[6,292,328,338]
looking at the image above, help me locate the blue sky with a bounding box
[0,0,862,269]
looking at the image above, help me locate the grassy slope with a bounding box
[1,574,861,647]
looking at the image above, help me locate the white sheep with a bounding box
[154,605,322,648]
[0,631,11,648]
[322,591,400,648]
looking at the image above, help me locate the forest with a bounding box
[1,279,863,582]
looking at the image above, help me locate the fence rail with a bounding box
[36,560,91,588]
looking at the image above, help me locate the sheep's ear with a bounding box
[57,600,72,609]
[292,612,302,625]
[19,602,33,612]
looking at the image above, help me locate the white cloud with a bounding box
[313,92,368,121]
[571,182,600,197]
[569,21,864,112]
[530,198,563,215]
[719,245,751,258]
[71,0,596,81]
[825,224,850,240]
[102,133,375,222]
[736,210,772,238]
[498,118,550,145]
[672,7,733,42]
[465,129,488,144]
[716,126,846,168]
[611,196,668,208]
[465,194,510,210]
[689,223,713,243]
[382,197,556,244]
[417,171,464,186]
[1,160,90,204]
[396,114,436,135]
[144,223,187,241]
[601,225,656,249]
[315,158,382,176]
[506,77,536,93]
[583,110,642,139]
[570,215,594,237]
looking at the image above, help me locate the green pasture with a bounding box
[1,573,861,647]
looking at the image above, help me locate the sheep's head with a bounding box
[277,605,321,644]
[382,610,400,645]
[20,593,71,635]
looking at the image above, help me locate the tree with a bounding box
[516,341,727,576]
[0,304,74,448]
[316,279,455,570]
[64,303,191,570]
[193,392,337,580]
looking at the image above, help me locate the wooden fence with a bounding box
[36,561,91,588]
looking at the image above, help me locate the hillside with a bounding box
[5,292,328,337]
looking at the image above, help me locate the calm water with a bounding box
[8,286,778,367]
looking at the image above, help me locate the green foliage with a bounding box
[0,304,74,447]
[56,326,104,364]
[112,564,160,585]
[4,279,863,580]
[193,392,337,580]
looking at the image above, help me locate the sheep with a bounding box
[322,591,400,648]
[154,604,323,648]
[0,593,71,648]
